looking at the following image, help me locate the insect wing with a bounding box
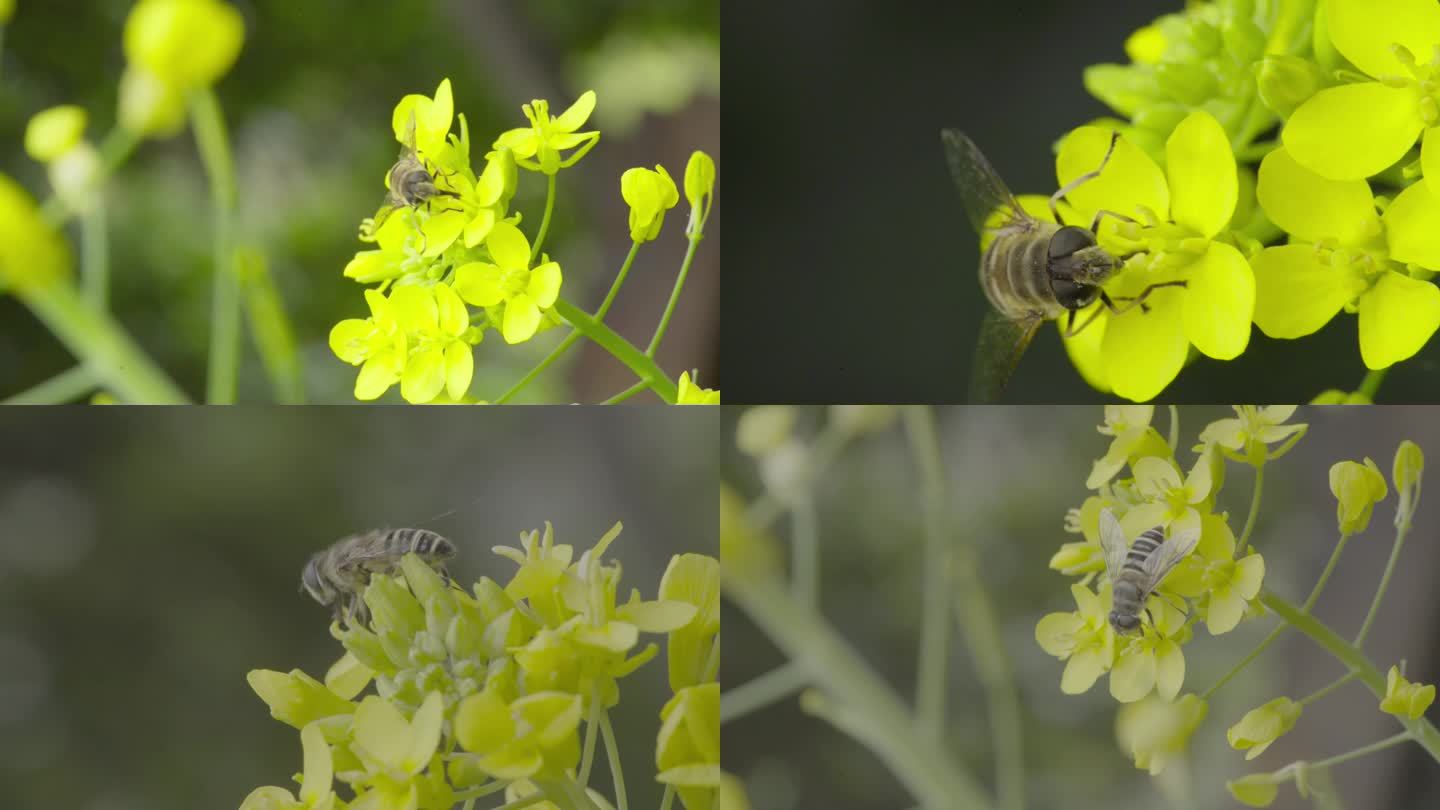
[968,311,1041,402]
[941,129,1034,241]
[1097,508,1129,581]
[1139,524,1201,592]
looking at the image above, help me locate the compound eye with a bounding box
[1048,225,1095,260]
[1051,277,1097,310]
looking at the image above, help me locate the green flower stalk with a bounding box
[242,523,719,810]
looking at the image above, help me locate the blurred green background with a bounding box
[723,405,1440,810]
[0,407,717,809]
[0,0,719,403]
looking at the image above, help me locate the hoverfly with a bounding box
[1097,508,1199,635]
[300,527,457,627]
[364,112,463,242]
[940,130,1186,401]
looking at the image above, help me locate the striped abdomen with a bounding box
[979,223,1066,321]
[382,528,456,560]
[1112,527,1165,612]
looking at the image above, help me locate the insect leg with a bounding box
[1089,208,1137,234]
[1104,281,1189,316]
[1062,300,1107,338]
[1049,131,1120,224]
[410,206,428,254]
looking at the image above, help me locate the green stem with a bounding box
[724,572,992,809]
[1358,366,1388,401]
[1235,461,1265,557]
[596,242,640,321]
[720,662,810,724]
[1303,532,1352,612]
[1354,508,1413,647]
[21,282,189,403]
[496,333,581,404]
[643,233,701,358]
[190,89,240,404]
[944,540,1024,810]
[791,494,819,606]
[598,711,628,810]
[491,789,557,810]
[1202,622,1286,699]
[1309,731,1412,769]
[1261,590,1440,762]
[600,380,649,404]
[494,246,641,404]
[531,173,556,261]
[552,298,677,402]
[903,406,950,745]
[2,365,99,404]
[658,786,675,810]
[1167,405,1180,453]
[81,197,109,309]
[578,685,602,784]
[1299,671,1360,707]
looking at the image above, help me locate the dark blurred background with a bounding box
[0,407,717,809]
[0,0,719,403]
[721,1,1440,403]
[723,406,1440,810]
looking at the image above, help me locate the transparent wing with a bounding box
[1140,524,1201,591]
[399,111,419,158]
[941,129,1034,238]
[967,311,1041,402]
[1097,508,1128,581]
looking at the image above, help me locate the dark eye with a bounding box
[1051,278,1097,310]
[1048,225,1095,260]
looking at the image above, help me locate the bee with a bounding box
[300,527,457,627]
[1097,508,1199,635]
[364,113,462,241]
[940,130,1187,401]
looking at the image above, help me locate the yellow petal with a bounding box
[1327,0,1440,78]
[1251,245,1366,338]
[1383,178,1440,268]
[1101,287,1187,402]
[1358,272,1440,369]
[1283,83,1424,181]
[1057,126,1169,226]
[1257,147,1376,245]
[1182,242,1254,359]
[1166,112,1236,237]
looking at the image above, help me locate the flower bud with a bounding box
[118,65,188,137]
[1381,665,1436,720]
[684,150,716,212]
[1227,774,1280,807]
[1256,55,1330,119]
[1227,696,1301,759]
[1329,458,1388,534]
[1155,62,1218,106]
[1392,439,1424,496]
[0,173,72,292]
[24,105,87,162]
[1223,17,1266,63]
[736,405,796,455]
[124,0,244,89]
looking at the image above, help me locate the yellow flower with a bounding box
[1381,665,1436,720]
[676,371,719,404]
[494,91,601,175]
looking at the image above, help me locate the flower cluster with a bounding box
[329,78,719,404]
[1035,0,1440,400]
[241,523,720,810]
[1038,406,1284,709]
